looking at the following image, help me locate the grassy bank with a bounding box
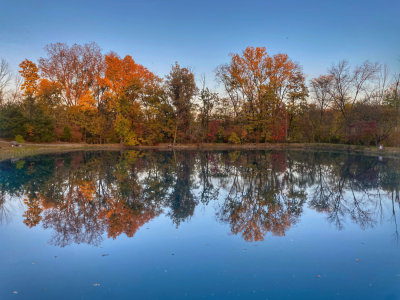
[132,142,398,155]
[0,141,398,162]
[0,141,122,162]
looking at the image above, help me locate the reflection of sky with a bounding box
[1,187,400,299]
[1,0,399,85]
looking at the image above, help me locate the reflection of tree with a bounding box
[100,198,156,239]
[198,152,219,205]
[0,190,10,224]
[218,152,306,241]
[41,182,106,247]
[1,149,400,246]
[167,152,197,226]
[308,154,383,230]
[22,196,42,228]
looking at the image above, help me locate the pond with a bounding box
[0,150,400,299]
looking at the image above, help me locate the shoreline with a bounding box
[0,141,398,162]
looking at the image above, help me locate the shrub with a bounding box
[15,135,25,143]
[61,126,72,142]
[228,132,241,144]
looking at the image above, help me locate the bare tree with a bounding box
[310,75,334,120]
[198,75,219,141]
[391,73,400,142]
[0,58,12,105]
[370,64,390,104]
[8,75,23,104]
[328,60,380,123]
[215,64,241,118]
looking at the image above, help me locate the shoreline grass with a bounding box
[0,142,122,162]
[0,141,398,162]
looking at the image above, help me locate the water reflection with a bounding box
[1,150,399,247]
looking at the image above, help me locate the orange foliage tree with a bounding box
[219,46,307,142]
[99,53,161,145]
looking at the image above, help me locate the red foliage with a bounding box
[270,120,286,142]
[207,120,219,142]
[71,125,82,142]
[348,121,378,145]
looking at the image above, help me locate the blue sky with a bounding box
[1,0,399,86]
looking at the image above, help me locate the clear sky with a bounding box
[1,0,399,86]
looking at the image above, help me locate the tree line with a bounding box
[0,42,399,146]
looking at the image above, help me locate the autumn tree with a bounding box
[99,52,160,145]
[218,46,307,142]
[38,42,104,107]
[16,60,55,142]
[19,59,40,117]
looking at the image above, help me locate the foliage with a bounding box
[165,62,197,143]
[61,126,72,142]
[0,104,27,138]
[228,132,241,144]
[15,135,25,143]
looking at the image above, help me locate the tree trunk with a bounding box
[173,123,178,146]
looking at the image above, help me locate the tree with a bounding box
[220,46,307,142]
[38,42,104,107]
[310,75,334,120]
[328,60,380,124]
[99,52,159,145]
[19,59,40,98]
[0,59,12,105]
[198,76,219,141]
[19,59,40,118]
[215,64,241,118]
[17,59,55,142]
[165,62,197,144]
[0,103,27,138]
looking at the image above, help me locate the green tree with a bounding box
[166,62,197,144]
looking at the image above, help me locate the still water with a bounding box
[0,150,400,299]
